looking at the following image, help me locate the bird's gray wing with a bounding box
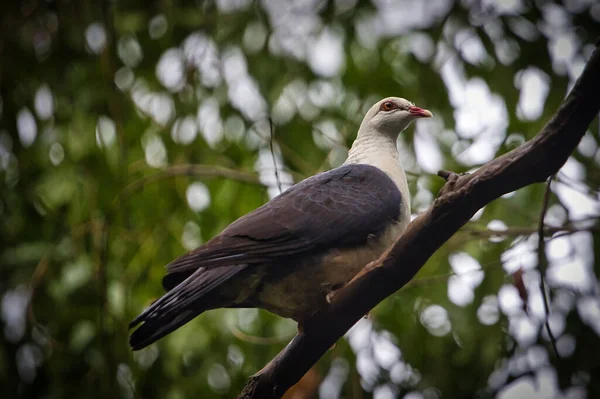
[162,163,403,290]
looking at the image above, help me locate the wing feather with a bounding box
[163,164,402,288]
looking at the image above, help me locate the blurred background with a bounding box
[1,0,600,398]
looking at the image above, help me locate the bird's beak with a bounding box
[409,106,433,118]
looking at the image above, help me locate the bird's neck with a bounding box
[344,128,411,225]
[345,129,399,166]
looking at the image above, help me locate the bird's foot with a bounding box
[325,290,338,304]
[326,260,379,304]
[437,170,468,196]
[325,289,373,322]
[326,284,347,304]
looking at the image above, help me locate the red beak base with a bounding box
[409,106,433,118]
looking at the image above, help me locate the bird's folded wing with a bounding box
[163,164,403,289]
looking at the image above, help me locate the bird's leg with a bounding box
[326,286,372,321]
[325,260,379,304]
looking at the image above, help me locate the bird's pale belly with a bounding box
[238,222,403,321]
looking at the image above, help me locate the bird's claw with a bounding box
[437,170,468,196]
[326,260,380,305]
[326,290,338,304]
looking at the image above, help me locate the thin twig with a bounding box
[26,255,64,349]
[462,224,600,238]
[229,325,293,345]
[249,120,316,176]
[537,175,561,359]
[115,164,263,210]
[402,260,504,289]
[557,171,600,198]
[99,2,124,393]
[268,117,283,194]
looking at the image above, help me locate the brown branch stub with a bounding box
[435,170,474,200]
[237,46,600,399]
[437,169,454,180]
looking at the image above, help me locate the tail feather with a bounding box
[129,264,247,350]
[129,309,197,350]
[162,271,193,291]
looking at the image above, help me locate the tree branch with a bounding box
[237,45,600,399]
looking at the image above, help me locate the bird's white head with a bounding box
[360,97,432,137]
[346,97,431,227]
[346,96,433,170]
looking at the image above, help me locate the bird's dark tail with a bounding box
[128,264,247,350]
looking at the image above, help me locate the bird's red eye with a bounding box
[380,101,396,111]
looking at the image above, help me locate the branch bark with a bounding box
[237,45,600,399]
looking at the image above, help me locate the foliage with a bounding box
[1,0,599,398]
